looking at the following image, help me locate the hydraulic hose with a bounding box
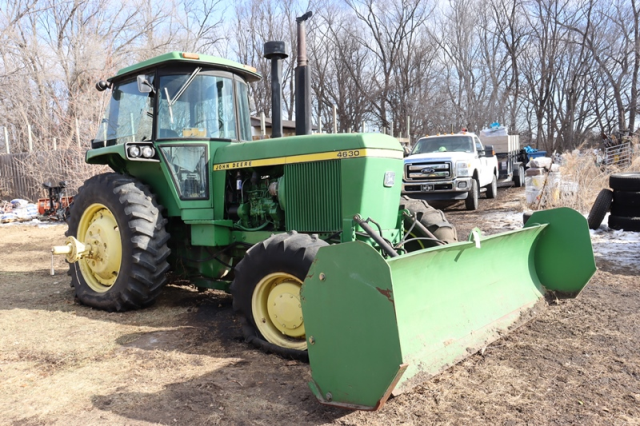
[353,215,398,258]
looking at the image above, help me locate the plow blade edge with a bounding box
[300,207,595,410]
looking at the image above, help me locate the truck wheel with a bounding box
[465,180,479,210]
[486,175,498,199]
[587,189,613,230]
[66,173,171,311]
[514,165,525,187]
[400,196,457,250]
[230,232,328,360]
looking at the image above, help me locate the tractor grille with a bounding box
[285,160,342,232]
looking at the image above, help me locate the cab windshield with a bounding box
[94,69,253,144]
[157,72,241,140]
[411,136,474,154]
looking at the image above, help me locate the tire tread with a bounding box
[587,189,613,230]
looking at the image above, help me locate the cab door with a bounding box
[474,137,491,186]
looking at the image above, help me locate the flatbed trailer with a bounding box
[480,134,525,187]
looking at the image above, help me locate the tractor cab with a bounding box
[92,52,259,149]
[88,52,261,206]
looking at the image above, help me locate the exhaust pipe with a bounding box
[264,41,288,138]
[295,11,313,135]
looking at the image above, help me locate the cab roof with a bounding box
[110,52,261,83]
[420,132,477,139]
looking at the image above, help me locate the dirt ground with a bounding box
[1,187,639,425]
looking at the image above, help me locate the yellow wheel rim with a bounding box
[77,203,122,293]
[251,272,306,350]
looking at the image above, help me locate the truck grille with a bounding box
[285,160,342,232]
[405,162,452,181]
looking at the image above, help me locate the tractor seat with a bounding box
[158,128,179,138]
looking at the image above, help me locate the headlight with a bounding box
[141,146,155,158]
[456,161,471,177]
[128,145,141,158]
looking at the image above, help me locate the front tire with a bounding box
[400,196,457,250]
[230,232,328,360]
[465,179,479,210]
[66,173,171,311]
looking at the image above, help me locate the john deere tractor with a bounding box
[53,47,595,410]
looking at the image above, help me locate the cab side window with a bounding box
[474,138,484,154]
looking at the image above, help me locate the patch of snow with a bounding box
[480,210,640,274]
[482,210,526,231]
[590,213,640,273]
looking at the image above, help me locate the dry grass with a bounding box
[534,143,640,213]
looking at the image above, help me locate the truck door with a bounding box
[474,137,490,186]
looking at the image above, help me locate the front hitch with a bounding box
[52,236,92,263]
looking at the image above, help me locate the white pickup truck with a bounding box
[402,132,499,210]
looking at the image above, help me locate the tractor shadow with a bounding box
[91,363,346,425]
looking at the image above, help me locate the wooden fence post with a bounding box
[4,127,9,154]
[28,124,33,152]
[76,117,81,147]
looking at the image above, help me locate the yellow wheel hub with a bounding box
[251,272,306,350]
[77,203,122,293]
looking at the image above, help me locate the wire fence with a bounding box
[0,149,105,202]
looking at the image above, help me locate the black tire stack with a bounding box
[608,173,640,232]
[587,172,640,231]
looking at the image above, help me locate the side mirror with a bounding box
[95,80,111,92]
[137,75,155,93]
[483,145,495,157]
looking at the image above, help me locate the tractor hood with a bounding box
[213,133,403,168]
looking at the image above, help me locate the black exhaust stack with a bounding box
[264,41,288,138]
[295,11,312,135]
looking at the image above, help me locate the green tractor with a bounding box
[53,48,595,410]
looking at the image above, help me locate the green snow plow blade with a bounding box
[300,207,595,410]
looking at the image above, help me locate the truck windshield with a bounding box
[411,136,474,154]
[157,73,238,140]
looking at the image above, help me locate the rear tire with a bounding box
[486,175,497,199]
[514,165,525,187]
[587,189,613,230]
[400,196,457,250]
[230,232,328,360]
[66,173,171,311]
[608,215,640,232]
[465,179,479,210]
